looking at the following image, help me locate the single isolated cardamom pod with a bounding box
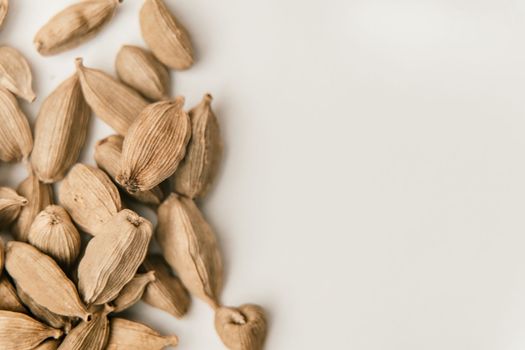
[116,45,170,101]
[0,187,27,229]
[0,87,33,162]
[78,209,153,305]
[27,205,81,269]
[59,163,122,236]
[0,275,27,313]
[34,0,122,56]
[0,311,63,350]
[35,340,61,350]
[112,271,156,313]
[172,94,223,199]
[117,97,191,193]
[107,318,179,350]
[0,0,8,28]
[0,46,36,102]
[76,58,148,135]
[5,242,91,320]
[140,0,194,70]
[215,305,268,350]
[32,74,91,183]
[157,193,223,307]
[57,305,112,350]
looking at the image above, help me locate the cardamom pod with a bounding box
[116,45,170,101]
[142,254,190,318]
[215,304,268,350]
[172,94,223,199]
[95,135,164,205]
[32,74,91,183]
[75,58,148,135]
[0,187,27,229]
[58,305,112,350]
[0,46,36,102]
[157,193,223,307]
[0,275,27,313]
[0,311,63,350]
[59,163,122,236]
[140,0,194,70]
[0,87,33,162]
[27,205,81,269]
[107,318,179,350]
[112,271,155,313]
[36,340,61,350]
[34,0,122,56]
[5,242,90,320]
[117,97,191,193]
[0,0,8,28]
[78,209,153,305]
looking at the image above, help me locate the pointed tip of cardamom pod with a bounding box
[75,57,84,70]
[146,270,156,281]
[52,328,64,339]
[173,96,185,107]
[124,210,144,227]
[166,335,179,346]
[83,312,93,322]
[116,174,140,194]
[23,90,36,103]
[34,40,43,53]
[203,93,213,103]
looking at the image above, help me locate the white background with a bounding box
[2,0,525,349]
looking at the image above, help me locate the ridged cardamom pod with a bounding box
[34,0,122,56]
[117,97,191,193]
[0,0,8,28]
[0,46,36,102]
[78,209,153,305]
[112,271,156,313]
[116,45,170,101]
[142,254,190,318]
[0,87,33,162]
[0,275,27,313]
[107,318,179,350]
[32,74,91,183]
[5,242,90,320]
[35,340,60,350]
[27,205,81,269]
[76,58,148,135]
[59,163,122,236]
[0,187,27,229]
[58,305,112,350]
[95,135,164,205]
[140,0,194,70]
[172,94,223,199]
[157,193,223,307]
[215,305,268,350]
[0,311,63,350]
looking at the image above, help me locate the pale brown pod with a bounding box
[59,163,122,236]
[0,0,8,28]
[157,193,223,307]
[58,305,112,350]
[35,340,61,350]
[0,87,33,162]
[0,187,27,229]
[0,275,27,313]
[0,46,36,102]
[112,271,155,313]
[215,304,268,350]
[140,0,194,70]
[117,97,191,193]
[107,318,179,350]
[34,0,121,56]
[0,311,63,350]
[76,58,148,135]
[32,74,91,183]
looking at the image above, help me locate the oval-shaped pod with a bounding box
[215,304,268,350]
[0,311,62,350]
[0,187,27,229]
[0,87,33,162]
[112,271,156,313]
[107,318,179,350]
[0,46,36,102]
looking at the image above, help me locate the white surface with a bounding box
[2,0,525,349]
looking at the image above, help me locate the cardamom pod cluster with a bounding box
[0,46,35,102]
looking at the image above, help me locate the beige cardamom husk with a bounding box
[106,318,179,350]
[0,186,27,229]
[59,163,122,236]
[215,304,268,350]
[32,74,91,183]
[34,0,121,56]
[57,305,112,350]
[157,193,223,307]
[27,205,81,269]
[0,275,27,313]
[140,0,194,70]
[35,339,61,350]
[172,94,223,199]
[0,46,36,102]
[0,87,33,162]
[116,45,170,101]
[78,209,153,305]
[112,271,156,313]
[117,97,191,193]
[5,242,90,320]
[75,58,148,135]
[0,0,8,28]
[0,311,63,350]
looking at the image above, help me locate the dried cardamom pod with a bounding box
[117,97,191,193]
[34,0,122,56]
[107,318,179,350]
[140,0,194,70]
[0,0,8,28]
[157,193,223,307]
[215,305,268,350]
[0,87,33,162]
[78,209,153,305]
[116,45,170,101]
[172,94,223,199]
[0,46,36,102]
[112,271,155,313]
[27,205,81,269]
[58,305,112,350]
[0,311,63,350]
[142,254,190,318]
[35,340,61,350]
[59,163,122,236]
[32,74,91,183]
[0,275,27,313]
[0,187,27,229]
[5,242,90,320]
[95,135,164,205]
[76,58,148,135]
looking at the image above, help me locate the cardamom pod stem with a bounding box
[215,304,268,350]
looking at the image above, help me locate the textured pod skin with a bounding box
[0,275,27,313]
[0,0,7,29]
[57,305,112,350]
[215,304,268,350]
[107,318,179,350]
[112,271,155,313]
[35,340,60,350]
[0,87,33,162]
[0,311,63,350]
[0,187,27,229]
[0,46,36,102]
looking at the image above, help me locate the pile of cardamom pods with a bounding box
[0,0,268,349]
